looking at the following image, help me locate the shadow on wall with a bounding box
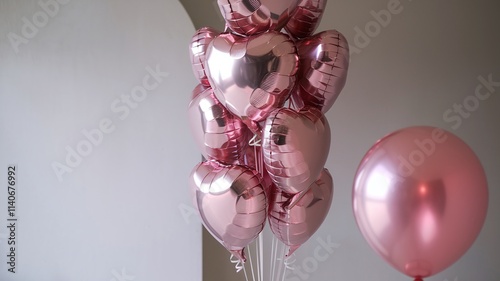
[179,0,225,30]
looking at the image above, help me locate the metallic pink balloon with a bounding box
[291,30,350,113]
[269,168,333,256]
[217,0,300,36]
[285,0,327,40]
[206,31,298,130]
[188,85,251,165]
[353,126,488,280]
[262,106,330,194]
[189,161,267,262]
[190,27,220,87]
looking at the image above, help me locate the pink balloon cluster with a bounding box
[187,0,349,262]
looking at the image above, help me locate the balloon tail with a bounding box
[230,253,245,273]
[286,245,300,257]
[230,249,246,264]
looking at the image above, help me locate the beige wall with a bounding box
[180,1,500,280]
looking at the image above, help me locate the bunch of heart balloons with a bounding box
[185,2,489,280]
[187,0,348,262]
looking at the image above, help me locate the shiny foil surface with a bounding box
[293,30,350,113]
[262,106,330,194]
[188,85,251,164]
[285,0,327,39]
[190,27,220,87]
[189,161,267,262]
[269,168,333,256]
[206,31,299,129]
[217,0,300,36]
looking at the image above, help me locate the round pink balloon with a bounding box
[217,0,300,36]
[189,161,267,262]
[285,0,327,40]
[190,27,220,87]
[353,126,488,280]
[291,30,350,113]
[206,31,298,131]
[262,106,330,194]
[188,85,251,165]
[269,168,333,256]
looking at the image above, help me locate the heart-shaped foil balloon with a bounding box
[217,0,300,36]
[269,168,333,256]
[262,106,330,194]
[285,0,327,40]
[190,27,220,87]
[189,161,267,262]
[206,31,298,130]
[292,30,350,113]
[188,84,251,164]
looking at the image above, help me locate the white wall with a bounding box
[0,1,201,280]
[179,0,500,280]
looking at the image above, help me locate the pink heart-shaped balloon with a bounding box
[269,168,333,256]
[291,30,350,113]
[217,0,300,36]
[206,31,298,129]
[285,0,327,40]
[189,161,267,262]
[188,84,251,164]
[190,27,220,87]
[262,106,330,194]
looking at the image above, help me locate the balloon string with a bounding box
[243,264,249,281]
[281,263,288,281]
[249,133,264,178]
[230,254,245,273]
[254,234,262,281]
[249,134,262,147]
[258,233,264,281]
[284,253,296,271]
[255,236,260,281]
[250,134,264,178]
[276,241,286,280]
[271,235,278,280]
[247,245,257,281]
[269,235,275,281]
